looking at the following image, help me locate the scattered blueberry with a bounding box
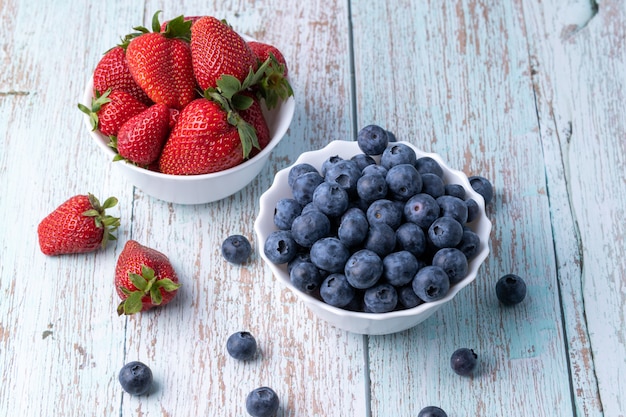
[263,230,298,264]
[226,331,257,361]
[273,198,302,230]
[469,175,494,205]
[320,273,356,307]
[450,347,478,376]
[118,361,153,396]
[290,261,323,293]
[344,249,383,289]
[357,124,389,155]
[412,265,450,302]
[364,283,398,313]
[222,235,253,264]
[496,274,527,305]
[418,406,448,417]
[246,386,279,417]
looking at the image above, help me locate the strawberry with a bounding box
[160,15,204,32]
[247,41,289,77]
[115,240,181,315]
[240,93,270,156]
[111,103,171,166]
[92,46,152,105]
[125,12,197,110]
[38,194,120,256]
[79,88,148,136]
[190,16,257,90]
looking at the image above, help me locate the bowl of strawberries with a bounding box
[80,12,295,205]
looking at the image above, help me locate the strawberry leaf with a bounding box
[231,93,254,111]
[216,75,243,100]
[156,278,181,292]
[129,272,148,291]
[150,286,163,306]
[162,14,192,41]
[119,291,143,315]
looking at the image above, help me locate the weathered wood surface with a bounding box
[0,0,624,416]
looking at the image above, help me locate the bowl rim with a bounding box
[255,139,492,323]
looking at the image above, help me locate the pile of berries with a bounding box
[263,125,493,313]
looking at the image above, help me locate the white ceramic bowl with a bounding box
[81,77,295,205]
[255,140,492,335]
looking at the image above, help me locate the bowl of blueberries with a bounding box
[254,125,493,335]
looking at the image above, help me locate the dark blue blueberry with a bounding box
[404,193,440,229]
[437,195,469,225]
[321,155,344,176]
[246,386,279,417]
[226,331,257,361]
[118,361,153,396]
[361,163,388,177]
[291,171,324,205]
[386,130,397,142]
[415,156,444,178]
[428,216,464,249]
[420,173,445,199]
[221,234,253,264]
[457,228,481,259]
[288,163,318,187]
[357,124,389,155]
[366,199,403,230]
[465,198,480,223]
[418,406,448,417]
[395,222,427,257]
[310,237,350,273]
[397,284,423,309]
[287,251,311,273]
[351,153,377,171]
[273,198,302,230]
[300,202,319,214]
[444,183,466,199]
[338,208,369,248]
[290,261,324,293]
[412,265,450,302]
[364,283,398,313]
[344,249,383,289]
[385,163,422,201]
[496,274,527,306]
[432,248,469,285]
[380,143,417,169]
[290,210,331,248]
[324,159,362,196]
[364,222,397,257]
[382,251,419,286]
[357,173,388,203]
[263,230,299,264]
[320,273,356,308]
[312,181,349,217]
[469,175,494,205]
[450,348,478,376]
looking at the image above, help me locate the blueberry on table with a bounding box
[496,274,527,305]
[356,124,389,155]
[226,331,257,361]
[221,234,252,264]
[418,406,448,417]
[450,347,478,376]
[118,361,153,396]
[469,175,494,205]
[246,386,279,417]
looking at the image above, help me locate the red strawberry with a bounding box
[112,103,171,166]
[38,194,120,256]
[190,16,257,90]
[240,94,270,156]
[247,41,289,77]
[115,240,181,315]
[125,12,197,110]
[92,46,152,105]
[79,88,148,136]
[160,15,204,32]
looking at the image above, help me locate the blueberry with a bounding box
[312,181,350,217]
[432,248,469,285]
[291,171,324,205]
[263,230,298,264]
[418,406,448,417]
[288,163,318,187]
[364,222,397,257]
[404,193,440,229]
[437,195,469,225]
[310,237,350,273]
[412,265,450,302]
[367,199,403,230]
[357,173,388,203]
[290,210,331,247]
[325,159,362,195]
[246,386,279,417]
[338,208,369,247]
[321,154,344,176]
[382,251,419,286]
[457,228,481,259]
[344,249,383,289]
[469,175,494,205]
[290,261,324,293]
[364,283,398,313]
[395,222,427,257]
[226,331,257,361]
[222,235,252,264]
[385,163,423,201]
[496,274,527,305]
[351,153,377,171]
[444,183,466,199]
[380,143,417,169]
[357,124,389,155]
[287,251,311,273]
[415,156,444,178]
[273,198,302,230]
[397,284,423,309]
[420,173,445,199]
[118,361,153,396]
[428,216,464,249]
[361,163,388,177]
[465,198,480,222]
[450,347,478,376]
[386,130,397,142]
[320,273,356,308]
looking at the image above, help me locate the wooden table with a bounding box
[1,1,624,416]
